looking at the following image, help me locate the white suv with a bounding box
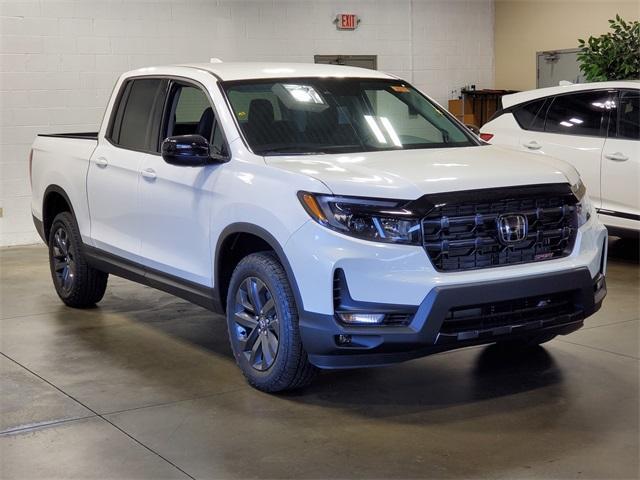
[30,62,608,392]
[481,81,640,236]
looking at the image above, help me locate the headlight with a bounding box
[297,192,422,245]
[571,179,592,226]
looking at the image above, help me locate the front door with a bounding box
[137,80,228,286]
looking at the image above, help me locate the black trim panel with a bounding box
[83,245,221,313]
[214,223,304,314]
[32,215,45,243]
[38,132,98,140]
[42,185,78,244]
[300,267,605,368]
[597,208,640,222]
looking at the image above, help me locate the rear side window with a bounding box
[616,90,639,140]
[109,78,166,151]
[544,91,611,137]
[513,99,547,131]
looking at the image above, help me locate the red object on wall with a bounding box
[336,14,358,30]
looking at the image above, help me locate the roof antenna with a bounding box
[558,80,573,86]
[210,57,223,63]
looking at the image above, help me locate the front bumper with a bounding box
[284,213,608,369]
[300,268,606,368]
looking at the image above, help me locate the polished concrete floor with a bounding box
[1,240,638,479]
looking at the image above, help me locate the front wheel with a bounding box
[226,252,317,392]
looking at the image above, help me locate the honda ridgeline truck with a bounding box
[30,62,608,392]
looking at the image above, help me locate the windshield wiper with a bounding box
[258,147,328,156]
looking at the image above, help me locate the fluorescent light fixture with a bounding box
[560,121,573,127]
[282,84,325,104]
[364,115,387,144]
[379,117,402,147]
[569,117,583,124]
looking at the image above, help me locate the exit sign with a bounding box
[335,14,359,30]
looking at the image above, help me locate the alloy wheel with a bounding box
[233,277,280,371]
[52,226,75,294]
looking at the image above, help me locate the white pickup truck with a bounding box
[31,62,607,392]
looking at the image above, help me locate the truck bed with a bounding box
[38,132,98,140]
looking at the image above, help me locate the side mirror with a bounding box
[161,135,225,167]
[465,124,480,135]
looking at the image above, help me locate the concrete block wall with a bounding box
[0,0,494,246]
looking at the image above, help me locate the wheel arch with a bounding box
[214,223,304,315]
[42,185,77,244]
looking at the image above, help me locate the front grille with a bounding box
[421,184,578,272]
[437,290,582,343]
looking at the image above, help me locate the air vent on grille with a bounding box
[437,290,582,343]
[421,184,578,272]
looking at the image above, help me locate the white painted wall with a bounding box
[0,0,494,246]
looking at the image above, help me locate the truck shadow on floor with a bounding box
[54,294,565,418]
[608,236,639,264]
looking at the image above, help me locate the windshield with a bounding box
[222,78,478,155]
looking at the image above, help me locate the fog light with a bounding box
[337,313,385,324]
[337,334,352,345]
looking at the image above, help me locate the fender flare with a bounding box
[42,185,77,242]
[214,223,305,315]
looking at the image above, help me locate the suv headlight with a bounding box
[571,179,592,227]
[298,192,422,245]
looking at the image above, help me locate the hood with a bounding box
[266,145,579,199]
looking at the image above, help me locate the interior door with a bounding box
[519,90,614,207]
[137,80,228,286]
[600,89,640,228]
[87,78,166,261]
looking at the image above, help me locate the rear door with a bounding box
[600,89,640,228]
[137,79,228,286]
[87,78,167,260]
[518,90,614,208]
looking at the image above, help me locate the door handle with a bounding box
[522,140,542,150]
[95,157,108,168]
[605,152,629,161]
[141,168,157,180]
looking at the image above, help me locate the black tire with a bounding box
[48,212,108,308]
[497,332,557,348]
[226,251,317,392]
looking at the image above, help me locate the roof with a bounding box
[177,61,395,81]
[502,80,640,108]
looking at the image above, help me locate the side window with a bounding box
[163,82,227,155]
[109,78,165,151]
[616,90,640,140]
[513,99,547,131]
[545,91,611,137]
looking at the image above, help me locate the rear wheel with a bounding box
[226,252,317,392]
[48,212,108,308]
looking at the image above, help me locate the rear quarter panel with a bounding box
[480,113,522,150]
[31,136,97,243]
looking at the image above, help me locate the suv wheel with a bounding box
[48,212,108,308]
[226,252,317,392]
